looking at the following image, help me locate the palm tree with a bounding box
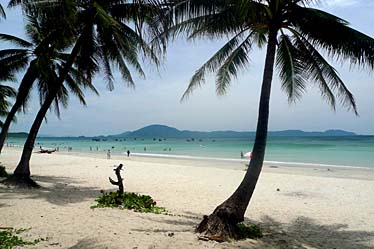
[0,13,76,154]
[5,0,167,186]
[1,15,99,187]
[168,0,374,240]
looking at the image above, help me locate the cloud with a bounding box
[324,0,360,7]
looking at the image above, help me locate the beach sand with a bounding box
[1,148,374,248]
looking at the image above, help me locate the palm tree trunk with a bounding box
[2,40,82,187]
[7,92,55,184]
[1,91,55,187]
[196,28,278,240]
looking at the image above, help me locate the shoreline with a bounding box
[4,145,374,170]
[3,147,374,181]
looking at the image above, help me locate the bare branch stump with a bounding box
[109,164,124,200]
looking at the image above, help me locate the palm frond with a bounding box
[0,34,33,48]
[74,26,99,83]
[181,31,247,100]
[288,28,357,114]
[290,6,374,69]
[0,49,30,80]
[276,34,307,103]
[66,66,99,96]
[215,34,252,95]
[0,84,16,118]
[0,4,6,19]
[119,22,160,68]
[64,73,87,106]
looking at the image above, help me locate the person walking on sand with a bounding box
[107,149,111,159]
[127,150,130,157]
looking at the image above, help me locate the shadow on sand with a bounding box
[131,214,198,233]
[0,175,105,206]
[68,238,103,249]
[0,203,9,208]
[252,215,374,249]
[132,212,374,249]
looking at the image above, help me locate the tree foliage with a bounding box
[167,0,374,114]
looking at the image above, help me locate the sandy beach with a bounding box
[1,148,374,248]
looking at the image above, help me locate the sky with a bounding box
[0,0,373,136]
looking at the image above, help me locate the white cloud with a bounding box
[324,0,360,7]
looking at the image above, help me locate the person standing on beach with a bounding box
[127,150,130,157]
[107,149,111,159]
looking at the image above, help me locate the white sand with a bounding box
[1,148,374,248]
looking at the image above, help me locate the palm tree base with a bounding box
[1,174,40,188]
[196,207,241,241]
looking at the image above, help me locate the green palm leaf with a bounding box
[182,31,247,100]
[276,34,307,102]
[291,6,374,69]
[293,33,357,114]
[215,35,252,95]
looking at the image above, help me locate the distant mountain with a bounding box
[268,129,356,137]
[106,124,357,138]
[323,129,357,136]
[32,125,357,139]
[127,125,180,138]
[7,132,28,138]
[107,131,131,138]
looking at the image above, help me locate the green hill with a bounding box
[7,132,28,138]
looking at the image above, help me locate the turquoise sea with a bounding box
[5,136,374,168]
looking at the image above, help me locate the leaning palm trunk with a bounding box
[3,91,55,187]
[196,29,278,240]
[16,93,55,174]
[3,43,81,187]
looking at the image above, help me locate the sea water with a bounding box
[5,136,374,168]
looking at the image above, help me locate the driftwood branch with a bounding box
[109,164,124,196]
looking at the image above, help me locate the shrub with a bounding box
[91,191,168,214]
[0,228,41,249]
[237,223,263,239]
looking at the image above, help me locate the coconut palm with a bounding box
[5,0,168,186]
[167,0,374,239]
[1,14,99,187]
[0,12,77,154]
